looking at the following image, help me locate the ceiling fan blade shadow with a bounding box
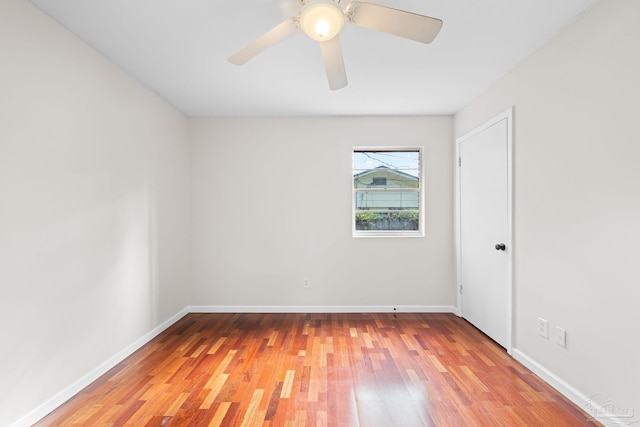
[346,1,442,44]
[228,19,298,65]
[319,36,348,90]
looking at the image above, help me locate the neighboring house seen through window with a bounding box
[353,149,423,237]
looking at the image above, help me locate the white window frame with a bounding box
[352,146,425,238]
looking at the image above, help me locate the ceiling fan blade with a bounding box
[319,36,347,90]
[228,19,298,65]
[346,1,442,44]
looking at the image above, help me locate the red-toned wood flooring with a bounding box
[35,313,601,426]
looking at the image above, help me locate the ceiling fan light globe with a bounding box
[300,0,345,41]
[315,20,331,38]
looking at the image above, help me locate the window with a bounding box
[353,148,423,237]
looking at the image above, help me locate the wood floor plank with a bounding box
[208,401,232,427]
[34,313,602,426]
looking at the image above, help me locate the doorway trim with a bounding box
[455,107,514,354]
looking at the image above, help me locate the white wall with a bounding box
[455,0,640,417]
[0,1,190,425]
[190,117,454,309]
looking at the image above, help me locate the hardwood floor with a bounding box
[35,313,601,426]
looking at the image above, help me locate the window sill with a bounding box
[352,230,424,238]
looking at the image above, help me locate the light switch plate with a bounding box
[555,326,566,348]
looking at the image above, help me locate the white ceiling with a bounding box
[29,0,601,117]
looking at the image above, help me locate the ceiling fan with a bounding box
[228,0,443,90]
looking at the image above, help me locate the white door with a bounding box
[457,110,512,350]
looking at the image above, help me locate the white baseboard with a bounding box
[512,348,587,407]
[187,305,458,314]
[512,349,633,427]
[11,308,189,427]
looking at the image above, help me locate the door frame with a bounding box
[455,107,514,354]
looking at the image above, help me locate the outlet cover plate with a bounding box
[555,326,566,348]
[537,318,549,339]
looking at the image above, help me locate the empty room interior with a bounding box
[1,0,638,425]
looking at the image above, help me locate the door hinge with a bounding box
[459,284,463,293]
[458,157,461,167]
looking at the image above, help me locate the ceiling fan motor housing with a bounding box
[299,0,345,41]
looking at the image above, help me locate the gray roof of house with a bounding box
[353,165,419,181]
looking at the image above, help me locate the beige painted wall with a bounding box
[189,116,455,308]
[0,1,190,425]
[455,0,640,416]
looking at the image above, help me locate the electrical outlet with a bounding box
[555,326,566,348]
[303,277,310,288]
[537,318,549,339]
